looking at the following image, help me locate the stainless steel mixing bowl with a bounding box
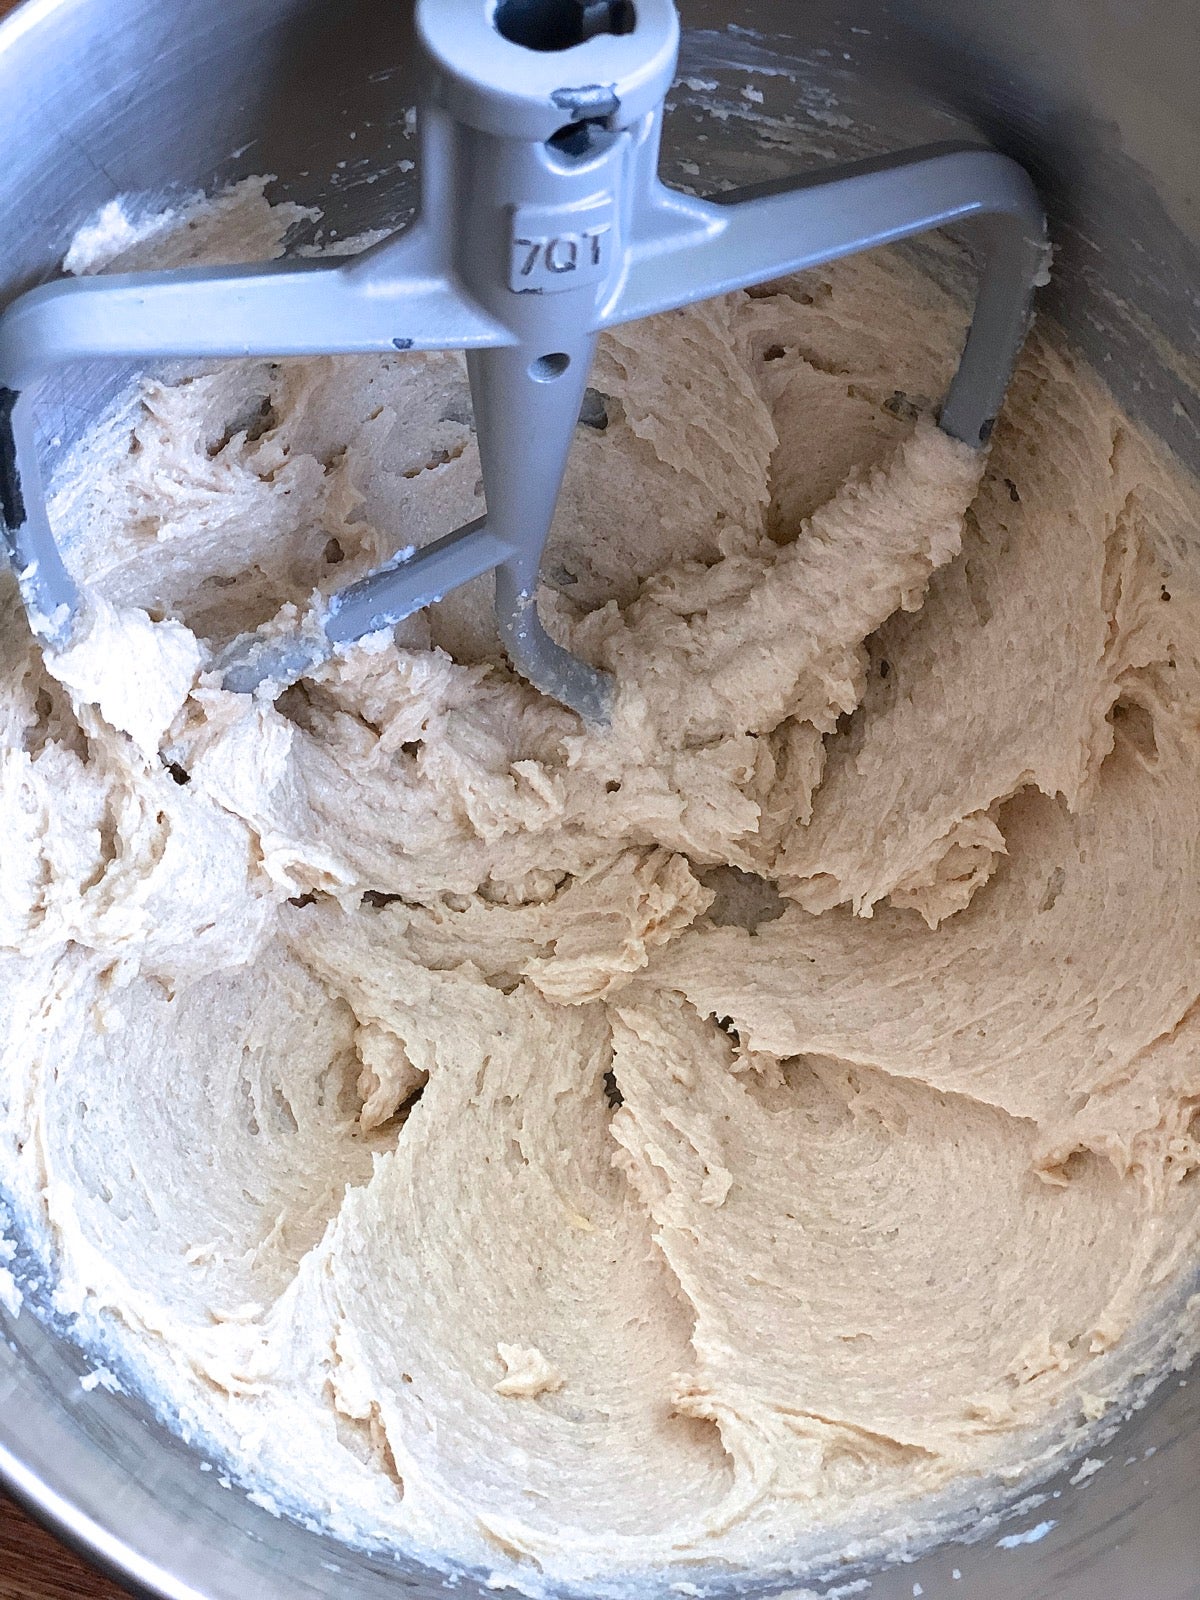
[1,1,1197,1596]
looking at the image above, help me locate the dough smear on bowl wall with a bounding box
[1,171,1199,1592]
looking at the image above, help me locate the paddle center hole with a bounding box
[530,352,572,381]
[495,0,637,53]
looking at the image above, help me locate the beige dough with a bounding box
[2,180,1199,1590]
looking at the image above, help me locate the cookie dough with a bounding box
[2,181,1199,1590]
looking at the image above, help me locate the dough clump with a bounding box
[2,184,1199,1590]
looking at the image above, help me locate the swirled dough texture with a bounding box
[2,183,1200,1591]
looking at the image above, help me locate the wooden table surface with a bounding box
[0,1494,129,1600]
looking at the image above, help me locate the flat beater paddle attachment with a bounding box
[0,0,1047,722]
